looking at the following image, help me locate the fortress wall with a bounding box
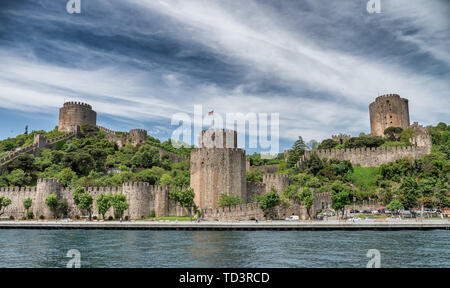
[97,126,129,147]
[246,182,266,203]
[313,192,332,213]
[168,200,190,217]
[159,149,187,163]
[129,129,147,146]
[0,187,37,219]
[190,148,247,210]
[0,132,75,173]
[251,164,279,174]
[262,174,289,194]
[202,200,316,221]
[0,180,175,219]
[122,182,153,220]
[299,145,430,168]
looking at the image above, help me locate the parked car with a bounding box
[371,210,379,214]
[285,215,299,221]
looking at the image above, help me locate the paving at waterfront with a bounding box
[0,219,448,230]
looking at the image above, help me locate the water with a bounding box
[0,230,448,268]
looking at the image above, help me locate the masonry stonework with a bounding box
[191,129,246,210]
[0,179,189,219]
[369,94,410,137]
[262,174,289,194]
[59,102,97,132]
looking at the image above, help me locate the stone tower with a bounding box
[35,179,61,219]
[59,102,97,132]
[190,129,247,210]
[369,94,410,137]
[129,129,147,146]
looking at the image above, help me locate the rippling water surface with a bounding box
[0,230,448,267]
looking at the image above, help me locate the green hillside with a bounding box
[0,125,191,188]
[280,122,449,209]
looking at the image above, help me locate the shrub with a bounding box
[39,215,44,220]
[108,216,113,221]
[26,210,34,220]
[9,216,14,220]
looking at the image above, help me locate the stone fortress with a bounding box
[0,95,433,220]
[297,94,432,169]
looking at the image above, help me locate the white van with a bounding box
[285,215,299,221]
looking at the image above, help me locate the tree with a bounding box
[384,127,403,141]
[300,189,314,219]
[0,196,12,216]
[287,136,307,168]
[131,146,160,168]
[72,186,85,207]
[170,187,196,221]
[257,189,280,219]
[318,139,337,150]
[387,199,403,215]
[400,177,419,208]
[96,193,112,220]
[23,198,32,218]
[111,194,129,219]
[218,194,243,207]
[332,191,350,219]
[6,169,27,187]
[45,194,59,219]
[78,193,93,220]
[246,168,263,183]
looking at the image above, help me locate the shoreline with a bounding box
[0,219,448,231]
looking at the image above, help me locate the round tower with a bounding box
[369,94,410,137]
[59,102,97,132]
[199,128,237,148]
[129,129,147,146]
[191,129,246,210]
[35,179,61,219]
[154,186,169,217]
[122,182,151,220]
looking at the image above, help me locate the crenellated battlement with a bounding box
[262,173,289,194]
[374,94,401,102]
[0,187,37,193]
[37,178,60,184]
[298,143,430,169]
[63,101,93,109]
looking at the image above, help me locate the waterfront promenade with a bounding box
[0,219,448,230]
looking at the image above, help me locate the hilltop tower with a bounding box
[369,94,410,137]
[129,129,147,146]
[59,102,97,132]
[190,129,247,210]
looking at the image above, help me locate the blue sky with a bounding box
[0,0,449,153]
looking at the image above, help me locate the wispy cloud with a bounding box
[0,0,448,150]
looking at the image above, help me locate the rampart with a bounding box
[202,192,332,221]
[297,145,430,169]
[0,179,188,219]
[0,132,76,173]
[262,173,289,194]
